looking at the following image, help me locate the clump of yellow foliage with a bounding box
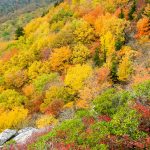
[65,64,92,91]
[0,107,28,132]
[36,115,58,128]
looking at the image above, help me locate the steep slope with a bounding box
[0,0,56,23]
[0,0,60,40]
[0,0,149,149]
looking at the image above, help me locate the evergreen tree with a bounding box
[110,57,118,83]
[93,48,101,66]
[115,40,123,51]
[128,0,136,20]
[119,9,125,19]
[15,27,24,40]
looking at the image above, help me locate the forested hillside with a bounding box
[0,0,150,149]
[0,0,59,40]
[0,7,51,41]
[0,0,56,23]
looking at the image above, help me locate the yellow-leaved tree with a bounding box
[65,64,92,91]
[71,43,90,64]
[0,89,28,110]
[0,107,28,132]
[36,115,58,128]
[117,55,132,81]
[4,67,27,88]
[95,13,127,47]
[100,31,116,67]
[28,61,51,80]
[72,19,95,44]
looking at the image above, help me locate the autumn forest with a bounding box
[0,0,150,149]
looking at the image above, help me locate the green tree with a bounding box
[110,57,118,82]
[119,8,125,19]
[128,0,136,20]
[33,73,58,92]
[93,48,102,66]
[15,27,24,40]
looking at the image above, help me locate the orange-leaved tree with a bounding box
[49,46,72,73]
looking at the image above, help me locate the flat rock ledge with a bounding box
[13,127,38,144]
[0,127,39,147]
[0,129,17,146]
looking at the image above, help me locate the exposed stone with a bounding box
[18,127,37,134]
[0,129,17,146]
[0,126,53,146]
[13,127,38,144]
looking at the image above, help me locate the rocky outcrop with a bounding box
[0,126,53,147]
[0,127,38,147]
[0,129,17,146]
[13,127,38,144]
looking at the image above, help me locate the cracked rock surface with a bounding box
[0,129,17,146]
[13,127,38,144]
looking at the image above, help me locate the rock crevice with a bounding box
[0,127,39,147]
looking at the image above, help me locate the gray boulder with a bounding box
[0,129,17,146]
[18,127,37,134]
[13,127,38,144]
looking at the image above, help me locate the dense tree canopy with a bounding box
[0,0,150,149]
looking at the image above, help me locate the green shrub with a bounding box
[133,80,150,100]
[110,106,146,139]
[93,89,133,116]
[33,73,58,92]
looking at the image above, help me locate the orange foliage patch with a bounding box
[76,99,89,109]
[83,5,104,25]
[22,84,34,97]
[114,8,121,17]
[97,67,110,83]
[45,99,64,116]
[90,41,100,56]
[136,17,150,38]
[1,49,18,62]
[132,66,150,85]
